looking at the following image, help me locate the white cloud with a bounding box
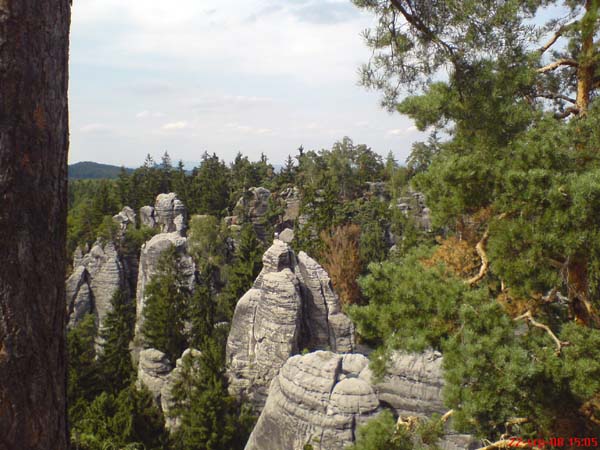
[161,121,188,130]
[80,123,113,133]
[387,126,419,136]
[136,110,164,118]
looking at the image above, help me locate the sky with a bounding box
[69,0,425,167]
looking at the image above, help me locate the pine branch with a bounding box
[477,439,541,450]
[514,310,569,355]
[467,228,490,286]
[537,58,579,73]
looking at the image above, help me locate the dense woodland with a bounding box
[64,0,600,449]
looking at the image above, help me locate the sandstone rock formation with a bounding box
[134,194,195,348]
[66,240,126,331]
[112,206,136,233]
[245,351,379,450]
[358,349,445,416]
[140,205,157,228]
[234,187,271,240]
[155,192,187,233]
[160,348,202,430]
[137,348,173,406]
[226,239,354,408]
[247,350,477,450]
[280,186,300,226]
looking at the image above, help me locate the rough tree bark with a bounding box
[0,1,71,449]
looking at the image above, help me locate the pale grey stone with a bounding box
[65,266,92,328]
[245,351,379,450]
[278,228,294,243]
[155,193,188,233]
[137,348,173,406]
[134,232,195,347]
[226,240,354,410]
[140,205,156,228]
[234,187,271,240]
[113,206,136,233]
[161,348,202,431]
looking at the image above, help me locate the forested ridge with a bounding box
[62,0,600,449]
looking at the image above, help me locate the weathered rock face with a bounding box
[134,231,195,344]
[160,348,202,430]
[248,350,477,450]
[280,186,300,226]
[226,240,354,409]
[140,205,156,229]
[112,206,136,233]
[66,240,126,331]
[65,266,93,328]
[137,348,173,406]
[358,350,445,416]
[395,190,432,233]
[155,193,187,233]
[134,193,195,349]
[245,351,379,450]
[235,187,271,241]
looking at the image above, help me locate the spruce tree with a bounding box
[98,287,136,394]
[142,246,190,361]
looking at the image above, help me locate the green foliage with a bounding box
[347,410,413,450]
[169,335,254,450]
[98,288,136,394]
[350,247,488,358]
[67,314,102,424]
[142,246,190,361]
[70,385,168,450]
[219,224,263,321]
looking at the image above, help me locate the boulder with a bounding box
[245,351,379,450]
[226,240,354,409]
[140,205,156,229]
[278,228,294,244]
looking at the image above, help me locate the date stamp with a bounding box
[508,437,599,448]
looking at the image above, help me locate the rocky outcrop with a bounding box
[280,186,300,226]
[134,193,195,349]
[226,239,354,409]
[160,348,202,430]
[66,240,126,331]
[137,348,173,406]
[395,190,432,232]
[359,350,445,416]
[234,187,271,241]
[247,350,477,450]
[140,205,156,228]
[65,266,93,328]
[112,206,136,233]
[245,351,379,450]
[155,193,187,233]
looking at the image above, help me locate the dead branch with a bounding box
[500,418,529,439]
[467,228,490,286]
[514,311,568,355]
[534,92,577,104]
[441,409,454,423]
[554,106,579,119]
[538,22,575,54]
[537,58,579,73]
[477,439,541,450]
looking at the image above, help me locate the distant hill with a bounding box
[69,161,133,179]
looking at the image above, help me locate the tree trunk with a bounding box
[0,1,71,449]
[575,0,598,115]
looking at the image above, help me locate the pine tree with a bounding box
[142,246,190,361]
